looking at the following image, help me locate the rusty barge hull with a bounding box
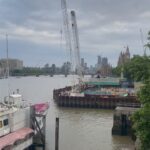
[53,87,140,109]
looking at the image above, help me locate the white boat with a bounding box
[0,93,49,149]
[0,93,34,149]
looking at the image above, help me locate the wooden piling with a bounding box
[55,117,59,150]
[112,107,139,136]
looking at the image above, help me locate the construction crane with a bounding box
[71,10,83,83]
[140,28,147,56]
[61,0,73,73]
[61,0,83,92]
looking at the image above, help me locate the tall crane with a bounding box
[61,0,73,73]
[140,28,146,56]
[61,0,83,92]
[71,10,83,82]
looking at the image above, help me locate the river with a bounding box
[0,75,134,150]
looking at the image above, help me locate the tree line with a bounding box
[10,62,71,76]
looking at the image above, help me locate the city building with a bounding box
[117,46,130,66]
[96,56,112,77]
[81,58,84,68]
[97,56,102,65]
[0,58,23,77]
[96,55,102,70]
[80,58,89,74]
[61,61,71,75]
[101,57,108,66]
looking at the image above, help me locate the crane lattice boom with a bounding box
[61,0,73,71]
[71,10,83,79]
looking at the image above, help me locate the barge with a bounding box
[53,77,140,109]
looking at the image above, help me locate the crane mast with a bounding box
[71,10,83,81]
[61,0,73,72]
[61,0,83,92]
[140,28,146,56]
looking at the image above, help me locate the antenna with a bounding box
[6,34,11,98]
[140,28,146,56]
[6,34,9,78]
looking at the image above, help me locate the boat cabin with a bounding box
[0,112,10,137]
[4,94,24,107]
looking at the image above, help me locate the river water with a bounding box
[0,75,134,150]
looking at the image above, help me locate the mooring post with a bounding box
[55,117,59,150]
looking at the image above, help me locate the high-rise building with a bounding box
[80,58,89,74]
[81,58,84,67]
[97,56,101,65]
[101,57,108,66]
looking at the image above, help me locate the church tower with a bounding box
[117,46,131,66]
[125,46,130,60]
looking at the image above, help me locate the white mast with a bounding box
[140,28,146,56]
[6,34,9,78]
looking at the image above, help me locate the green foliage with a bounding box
[132,105,150,150]
[112,55,150,82]
[132,84,150,150]
[11,67,43,76]
[131,31,150,149]
[112,65,123,76]
[145,31,150,49]
[125,56,150,82]
[138,80,150,104]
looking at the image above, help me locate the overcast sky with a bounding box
[0,0,150,67]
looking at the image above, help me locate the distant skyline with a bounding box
[0,0,150,67]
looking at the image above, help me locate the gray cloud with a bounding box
[0,0,150,67]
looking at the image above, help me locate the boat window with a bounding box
[0,121,2,128]
[3,119,9,126]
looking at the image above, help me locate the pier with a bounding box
[112,106,139,136]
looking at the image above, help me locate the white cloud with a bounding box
[0,23,61,46]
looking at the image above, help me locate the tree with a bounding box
[112,55,150,82]
[132,31,150,150]
[132,80,150,150]
[112,65,123,77]
[125,55,150,82]
[145,31,150,49]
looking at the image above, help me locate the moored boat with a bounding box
[0,93,49,149]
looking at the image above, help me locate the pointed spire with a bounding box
[126,45,130,59]
[126,46,129,53]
